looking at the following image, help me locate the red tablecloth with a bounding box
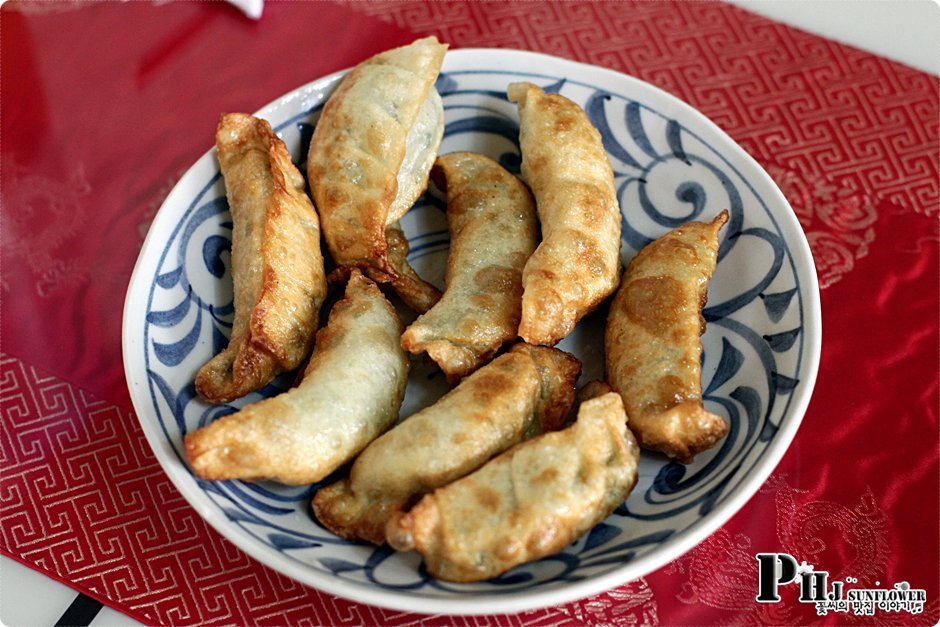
[2,1,937,624]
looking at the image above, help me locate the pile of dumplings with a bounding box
[184,37,729,583]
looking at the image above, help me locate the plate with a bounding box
[122,48,821,615]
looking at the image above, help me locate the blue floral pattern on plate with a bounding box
[123,49,820,614]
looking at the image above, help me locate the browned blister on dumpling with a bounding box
[605,211,729,463]
[400,152,538,383]
[312,343,581,545]
[508,82,622,346]
[385,391,639,583]
[307,36,446,311]
[196,113,327,404]
[186,271,408,485]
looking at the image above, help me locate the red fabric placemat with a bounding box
[2,1,937,624]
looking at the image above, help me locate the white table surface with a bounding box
[2,1,937,626]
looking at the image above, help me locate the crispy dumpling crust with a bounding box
[375,222,442,313]
[385,391,640,582]
[311,343,581,545]
[327,222,443,314]
[307,36,447,309]
[605,211,729,463]
[401,152,538,383]
[185,271,408,485]
[195,113,327,404]
[508,82,622,346]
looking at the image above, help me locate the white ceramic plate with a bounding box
[122,48,821,615]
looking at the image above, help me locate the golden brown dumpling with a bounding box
[605,210,729,463]
[307,37,446,311]
[312,343,581,544]
[401,152,538,383]
[508,82,622,346]
[185,271,408,485]
[386,391,639,582]
[195,113,327,404]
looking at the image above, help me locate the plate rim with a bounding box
[122,46,822,616]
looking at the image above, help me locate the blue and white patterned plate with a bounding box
[122,49,821,615]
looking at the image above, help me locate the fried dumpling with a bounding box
[400,152,538,383]
[312,343,581,544]
[195,113,327,404]
[307,36,447,310]
[185,271,408,485]
[507,82,622,346]
[605,211,729,463]
[386,391,640,582]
